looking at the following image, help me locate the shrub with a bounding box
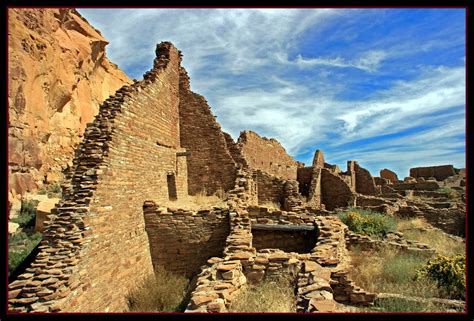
[349,246,440,299]
[8,232,42,275]
[338,208,397,238]
[415,254,465,300]
[127,265,190,312]
[11,200,39,228]
[436,187,458,200]
[38,183,62,197]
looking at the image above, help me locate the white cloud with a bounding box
[295,50,387,72]
[78,8,465,177]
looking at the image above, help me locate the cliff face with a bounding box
[8,8,131,197]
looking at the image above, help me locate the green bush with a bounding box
[436,187,458,200]
[338,207,397,238]
[38,183,62,197]
[415,254,465,300]
[11,200,39,228]
[8,232,42,275]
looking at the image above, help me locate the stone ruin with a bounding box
[7,42,466,313]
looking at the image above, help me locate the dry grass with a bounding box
[349,246,441,299]
[127,266,190,312]
[259,201,282,210]
[161,188,228,211]
[396,218,465,256]
[229,277,296,312]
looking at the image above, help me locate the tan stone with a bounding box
[35,198,60,232]
[191,295,214,306]
[309,298,336,312]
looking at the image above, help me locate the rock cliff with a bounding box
[8,8,131,197]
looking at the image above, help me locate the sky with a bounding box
[78,8,466,178]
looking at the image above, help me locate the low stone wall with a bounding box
[330,270,376,305]
[185,207,351,313]
[345,231,435,256]
[392,181,440,191]
[227,169,258,210]
[185,210,253,312]
[142,201,230,277]
[251,228,317,254]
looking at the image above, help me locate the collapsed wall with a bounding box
[8,42,188,312]
[237,130,300,180]
[178,68,238,195]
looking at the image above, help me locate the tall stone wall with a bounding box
[8,42,188,313]
[237,130,299,180]
[254,170,286,206]
[353,162,377,195]
[143,201,230,277]
[410,165,456,181]
[178,68,237,195]
[321,169,354,210]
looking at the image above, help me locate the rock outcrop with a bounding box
[8,8,131,197]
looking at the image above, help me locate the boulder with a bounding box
[35,198,60,232]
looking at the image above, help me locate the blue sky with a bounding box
[78,8,466,178]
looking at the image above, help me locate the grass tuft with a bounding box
[229,277,296,312]
[396,217,465,256]
[349,246,440,298]
[127,265,190,312]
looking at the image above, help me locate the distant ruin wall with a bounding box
[380,169,399,184]
[255,170,285,206]
[354,162,377,195]
[238,130,298,180]
[410,165,456,181]
[178,68,237,195]
[143,201,230,277]
[8,42,187,313]
[321,169,354,210]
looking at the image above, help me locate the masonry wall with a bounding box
[255,170,286,206]
[252,229,317,253]
[238,130,299,180]
[143,201,230,277]
[321,169,354,210]
[8,43,188,313]
[178,68,237,195]
[354,162,377,195]
[410,165,456,181]
[297,167,313,196]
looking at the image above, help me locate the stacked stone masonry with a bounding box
[143,201,230,277]
[178,67,238,195]
[237,130,300,180]
[9,42,191,312]
[410,165,456,181]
